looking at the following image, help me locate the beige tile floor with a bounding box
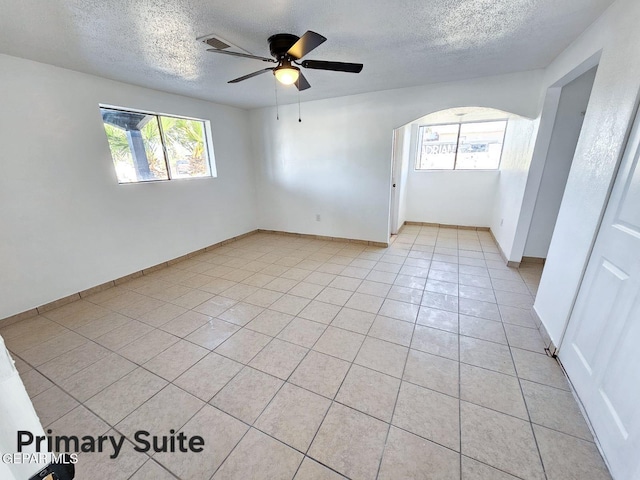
[2,227,613,480]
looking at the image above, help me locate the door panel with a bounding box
[560,106,640,480]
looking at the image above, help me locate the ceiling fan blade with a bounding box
[295,72,311,91]
[228,68,275,83]
[287,31,327,59]
[207,49,276,63]
[301,60,363,73]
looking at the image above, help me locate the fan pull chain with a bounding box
[298,87,302,123]
[274,77,279,120]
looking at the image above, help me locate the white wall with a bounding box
[524,67,597,258]
[0,54,257,319]
[490,117,540,259]
[405,170,499,227]
[251,71,543,243]
[533,0,640,346]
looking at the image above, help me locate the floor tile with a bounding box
[521,379,592,441]
[421,292,459,313]
[460,314,507,344]
[368,315,414,346]
[459,285,495,303]
[21,330,89,366]
[378,426,460,480]
[386,285,422,304]
[330,275,363,291]
[411,325,459,360]
[330,308,376,334]
[355,337,408,378]
[173,352,243,401]
[533,424,611,480]
[313,326,365,362]
[290,351,351,398]
[185,318,240,350]
[214,328,272,363]
[459,298,501,321]
[499,305,537,328]
[193,296,237,317]
[299,300,342,324]
[211,366,283,423]
[31,385,80,427]
[7,232,611,480]
[344,292,384,314]
[393,381,460,451]
[255,383,331,451]
[277,318,327,348]
[39,341,111,381]
[155,405,248,479]
[308,403,388,480]
[416,307,458,333]
[315,287,354,306]
[288,281,325,299]
[245,309,293,336]
[460,336,516,375]
[425,279,459,296]
[20,369,54,397]
[137,303,188,328]
[294,457,346,479]
[356,280,391,297]
[249,338,308,379]
[461,456,521,480]
[378,299,420,323]
[85,367,167,425]
[213,428,303,480]
[171,289,214,309]
[504,324,546,352]
[511,348,569,390]
[461,401,545,480]
[48,404,110,439]
[403,349,459,397]
[144,339,208,381]
[494,290,534,309]
[117,329,179,365]
[336,364,400,422]
[73,430,147,480]
[58,353,137,401]
[116,384,204,440]
[270,294,312,315]
[129,460,176,480]
[218,302,264,326]
[460,363,528,419]
[159,311,211,337]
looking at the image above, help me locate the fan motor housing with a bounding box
[268,33,299,59]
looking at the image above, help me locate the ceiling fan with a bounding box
[205,31,363,91]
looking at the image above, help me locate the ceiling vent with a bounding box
[197,33,249,54]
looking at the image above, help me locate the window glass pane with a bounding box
[416,124,459,170]
[160,116,211,178]
[100,108,168,183]
[456,121,507,170]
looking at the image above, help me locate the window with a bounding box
[416,120,507,170]
[100,106,215,183]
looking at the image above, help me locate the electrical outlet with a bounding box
[316,214,321,222]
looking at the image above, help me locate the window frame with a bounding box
[99,104,217,184]
[415,118,508,172]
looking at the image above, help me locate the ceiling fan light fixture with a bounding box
[274,65,300,85]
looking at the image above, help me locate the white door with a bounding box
[560,107,640,480]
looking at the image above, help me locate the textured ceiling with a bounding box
[0,0,614,109]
